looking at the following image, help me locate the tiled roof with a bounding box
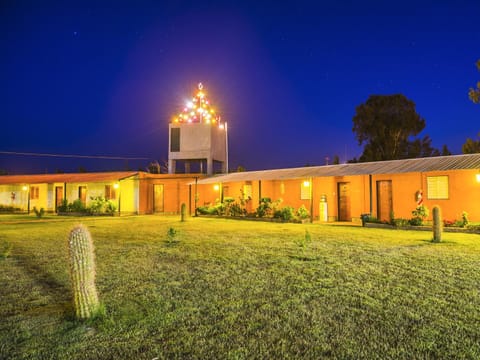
[0,171,139,185]
[197,154,480,184]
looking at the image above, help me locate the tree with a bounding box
[352,94,440,162]
[462,132,480,154]
[441,144,452,156]
[469,59,480,104]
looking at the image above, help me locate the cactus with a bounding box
[68,225,100,319]
[432,205,442,243]
[180,203,186,222]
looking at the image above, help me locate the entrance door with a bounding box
[78,186,87,205]
[154,184,164,212]
[377,180,393,222]
[337,182,351,221]
[55,186,63,212]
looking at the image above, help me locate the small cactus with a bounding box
[180,203,186,222]
[432,205,442,243]
[68,225,100,319]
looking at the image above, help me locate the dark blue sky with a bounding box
[1,0,479,174]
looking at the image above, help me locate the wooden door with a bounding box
[78,186,87,205]
[154,184,164,212]
[377,180,393,222]
[337,182,351,221]
[55,186,63,212]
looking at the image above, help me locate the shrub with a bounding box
[410,205,429,226]
[57,199,68,212]
[443,219,456,227]
[296,205,310,220]
[0,241,12,259]
[393,218,410,227]
[256,197,273,218]
[70,199,87,213]
[0,204,21,213]
[273,206,295,222]
[33,207,45,218]
[88,197,116,215]
[461,211,469,228]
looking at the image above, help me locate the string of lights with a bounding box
[172,83,222,126]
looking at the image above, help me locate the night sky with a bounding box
[1,0,479,174]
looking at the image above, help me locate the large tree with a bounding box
[352,94,432,162]
[469,59,480,104]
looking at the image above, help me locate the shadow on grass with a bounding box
[12,243,73,317]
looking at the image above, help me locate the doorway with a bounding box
[337,182,351,221]
[55,186,63,212]
[154,184,164,212]
[377,180,393,222]
[78,186,87,205]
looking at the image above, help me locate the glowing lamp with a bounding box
[22,185,28,191]
[476,173,480,183]
[219,124,225,129]
[113,183,120,189]
[213,184,220,191]
[303,180,310,187]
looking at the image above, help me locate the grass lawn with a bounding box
[1,215,480,359]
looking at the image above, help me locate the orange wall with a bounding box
[195,169,480,222]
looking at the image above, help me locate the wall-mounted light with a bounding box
[303,180,310,187]
[22,185,28,191]
[213,184,220,191]
[113,182,120,189]
[476,173,480,183]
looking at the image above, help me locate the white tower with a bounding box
[168,83,228,175]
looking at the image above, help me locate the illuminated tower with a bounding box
[168,83,228,175]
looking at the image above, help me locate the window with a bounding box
[170,128,180,152]
[243,184,252,200]
[427,176,449,199]
[30,186,39,200]
[105,185,116,200]
[280,182,285,195]
[300,180,311,200]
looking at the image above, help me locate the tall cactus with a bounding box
[181,203,186,222]
[68,225,100,319]
[432,205,442,243]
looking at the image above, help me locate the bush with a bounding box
[410,205,429,226]
[296,205,310,220]
[256,197,273,218]
[461,211,469,227]
[88,197,116,215]
[70,199,87,213]
[273,206,295,222]
[33,207,45,218]
[0,204,21,213]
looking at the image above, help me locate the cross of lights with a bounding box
[172,83,222,126]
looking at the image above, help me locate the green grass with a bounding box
[1,215,480,359]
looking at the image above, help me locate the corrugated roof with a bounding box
[0,171,139,185]
[197,154,480,184]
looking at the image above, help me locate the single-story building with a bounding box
[195,153,480,223]
[0,172,202,215]
[1,153,479,222]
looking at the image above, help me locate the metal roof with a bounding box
[197,154,480,184]
[0,171,139,185]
